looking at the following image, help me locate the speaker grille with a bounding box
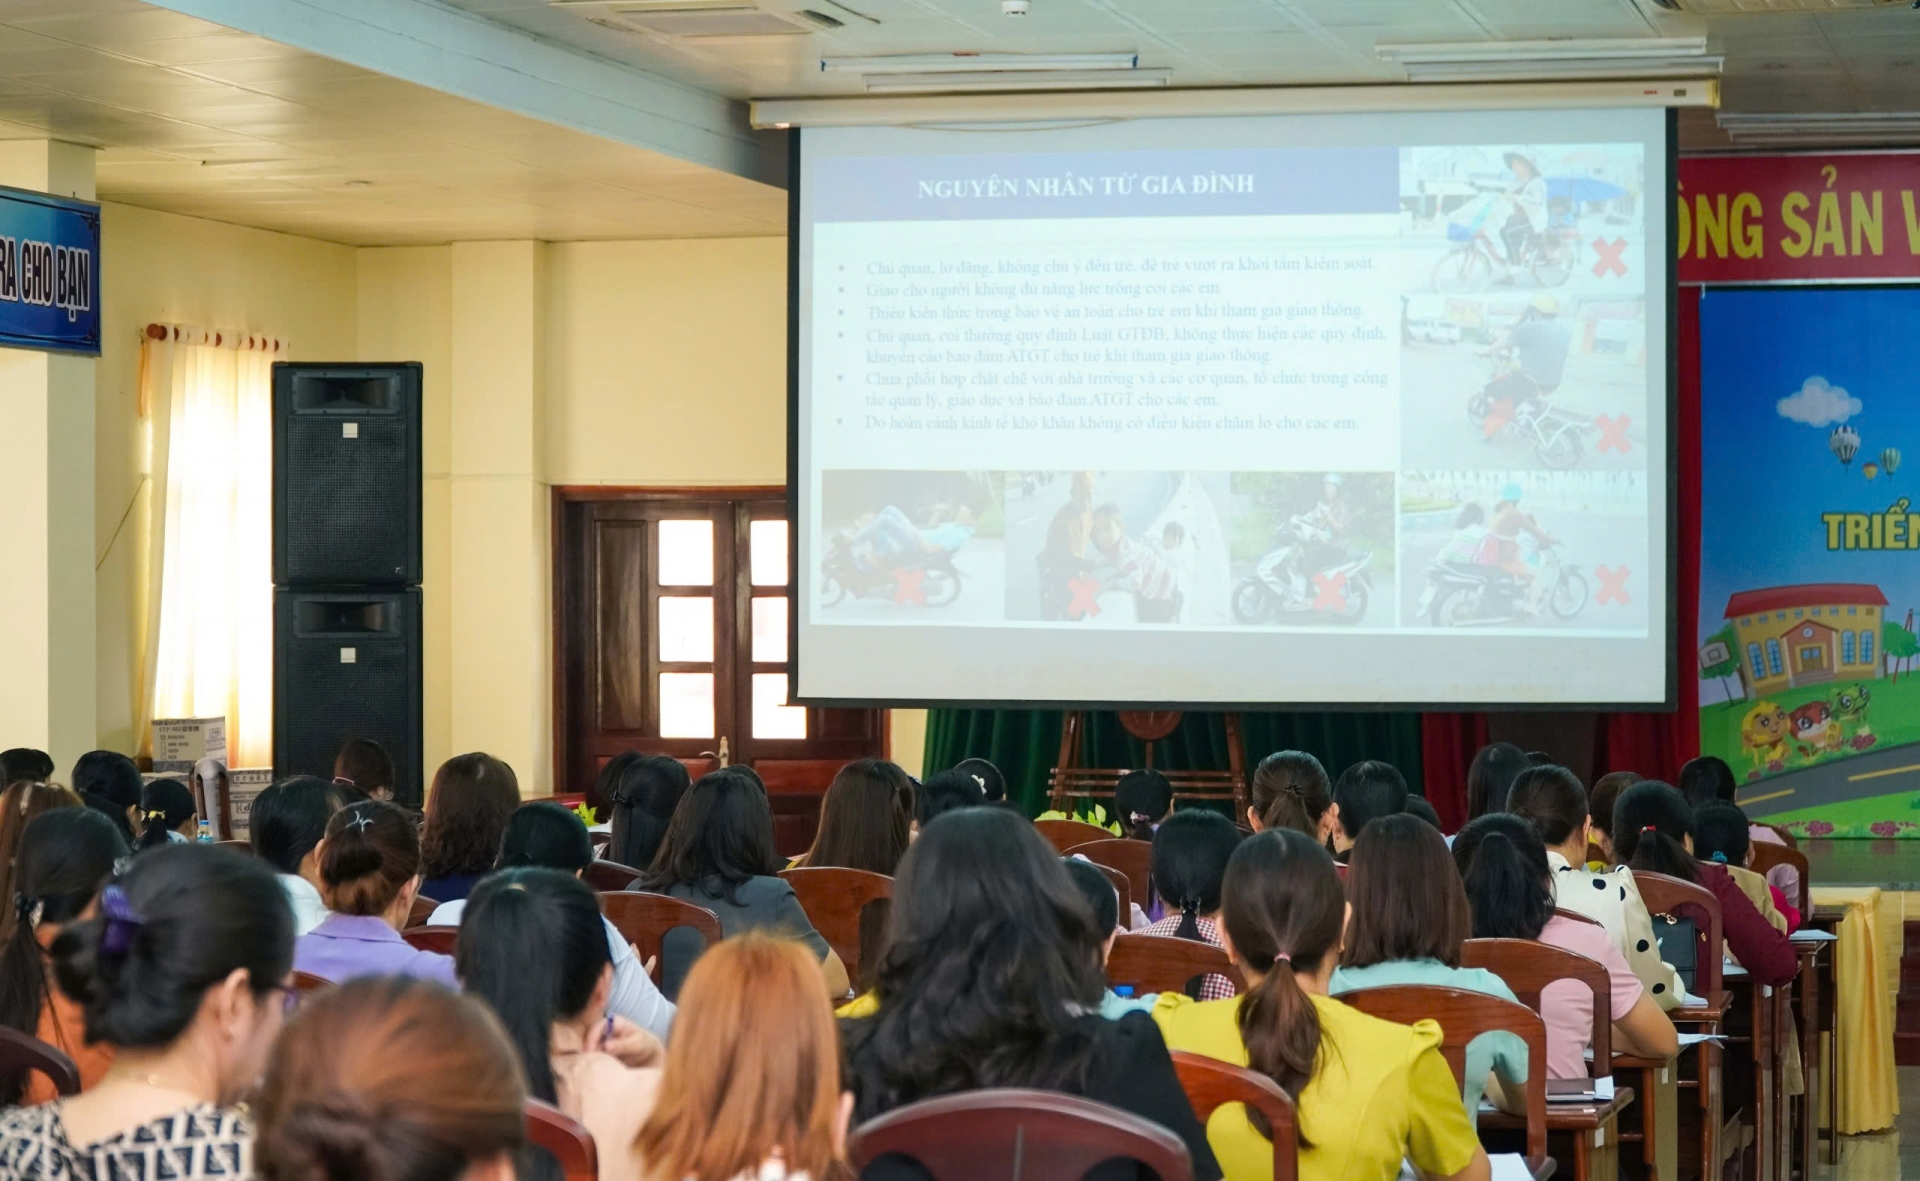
[273,363,421,586]
[275,590,423,806]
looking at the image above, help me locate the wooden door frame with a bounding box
[549,485,891,797]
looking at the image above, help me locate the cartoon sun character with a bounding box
[1740,700,1791,778]
[1789,700,1843,760]
[1832,683,1877,749]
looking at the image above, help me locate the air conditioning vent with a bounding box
[799,8,845,27]
[1645,0,1902,12]
[580,3,819,37]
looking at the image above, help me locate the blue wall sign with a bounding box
[0,184,100,357]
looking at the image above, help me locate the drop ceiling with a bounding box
[0,0,786,246]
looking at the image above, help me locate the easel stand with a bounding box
[1047,710,1248,822]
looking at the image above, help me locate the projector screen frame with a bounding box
[784,110,1681,714]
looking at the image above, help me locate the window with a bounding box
[1801,646,1823,665]
[1844,631,1856,664]
[1766,639,1784,676]
[1794,609,1804,619]
[1861,629,1875,666]
[1747,642,1765,676]
[1849,606,1858,616]
[1812,607,1822,617]
[1741,617,1751,626]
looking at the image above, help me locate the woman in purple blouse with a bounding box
[293,800,456,987]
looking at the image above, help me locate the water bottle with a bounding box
[197,818,214,844]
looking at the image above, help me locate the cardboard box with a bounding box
[152,717,226,771]
[226,768,273,842]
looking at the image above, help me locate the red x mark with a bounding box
[1311,570,1349,612]
[1595,565,1631,606]
[1595,413,1632,454]
[1592,237,1628,278]
[892,567,927,606]
[1067,574,1103,619]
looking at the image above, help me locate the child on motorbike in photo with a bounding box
[1436,502,1494,568]
[1498,151,1548,270]
[1491,484,1560,610]
[1089,503,1183,623]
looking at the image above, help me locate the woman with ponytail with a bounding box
[256,976,525,1181]
[136,778,198,849]
[1138,810,1244,1000]
[607,753,689,872]
[1452,814,1677,1078]
[1115,767,1174,842]
[1154,829,1489,1181]
[1612,782,1796,985]
[1246,750,1334,841]
[1693,800,1797,932]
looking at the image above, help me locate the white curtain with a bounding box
[136,326,283,768]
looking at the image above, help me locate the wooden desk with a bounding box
[1612,1051,1682,1181]
[1722,971,1782,1181]
[1664,993,1726,1181]
[1804,907,1845,1165]
[1483,1089,1634,1181]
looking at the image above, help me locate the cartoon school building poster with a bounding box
[1698,285,1920,837]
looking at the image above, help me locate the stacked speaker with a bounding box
[272,364,424,806]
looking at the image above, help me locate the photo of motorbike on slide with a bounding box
[821,503,973,607]
[1417,483,1589,627]
[1232,474,1374,625]
[1467,294,1595,470]
[1431,151,1578,293]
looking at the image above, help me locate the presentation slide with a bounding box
[794,108,1671,707]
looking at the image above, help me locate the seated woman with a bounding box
[418,752,520,903]
[1613,783,1797,987]
[639,934,852,1181]
[843,806,1219,1181]
[462,868,663,1181]
[294,800,455,986]
[1155,828,1490,1181]
[1246,750,1335,842]
[1138,810,1245,1000]
[1453,814,1678,1079]
[606,753,689,872]
[1328,814,1527,1124]
[0,809,128,1103]
[1507,764,1689,1009]
[256,975,525,1181]
[790,758,914,988]
[1061,857,1157,1018]
[250,776,352,935]
[430,800,675,1041]
[1585,771,1640,868]
[134,778,197,849]
[1693,800,1798,933]
[0,844,293,1177]
[1328,760,1408,864]
[635,768,847,1000]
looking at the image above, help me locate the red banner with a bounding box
[1677,152,1920,284]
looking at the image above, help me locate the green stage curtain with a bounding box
[922,709,1425,817]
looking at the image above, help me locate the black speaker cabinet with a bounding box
[273,363,422,586]
[273,589,423,806]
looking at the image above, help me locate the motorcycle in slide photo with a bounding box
[1417,542,1589,627]
[820,533,962,608]
[1467,351,1594,470]
[1232,515,1373,625]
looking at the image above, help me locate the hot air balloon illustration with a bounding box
[1832,425,1861,467]
[1882,447,1901,478]
[1865,462,1880,480]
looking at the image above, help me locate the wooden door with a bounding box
[554,489,883,854]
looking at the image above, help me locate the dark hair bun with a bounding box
[319,802,420,917]
[260,1093,393,1181]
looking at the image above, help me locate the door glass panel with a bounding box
[751,596,788,664]
[656,596,714,663]
[749,518,789,586]
[657,519,713,586]
[752,673,807,739]
[658,673,714,738]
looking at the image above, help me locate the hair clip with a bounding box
[143,809,168,822]
[968,774,986,790]
[345,812,376,833]
[98,884,144,959]
[1709,851,1728,863]
[1640,825,1658,834]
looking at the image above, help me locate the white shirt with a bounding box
[428,899,676,1043]
[279,873,330,937]
[1547,850,1687,1011]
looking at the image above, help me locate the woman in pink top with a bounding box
[1454,814,1678,1079]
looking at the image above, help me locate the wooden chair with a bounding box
[600,892,723,984]
[590,832,611,858]
[0,1025,80,1098]
[1171,1051,1297,1181]
[293,971,334,996]
[1066,838,1154,908]
[1553,907,1604,928]
[217,839,252,854]
[1749,842,1810,915]
[848,1088,1193,1181]
[1107,933,1245,997]
[402,925,459,955]
[1341,984,1550,1166]
[583,859,643,892]
[406,894,440,928]
[1463,937,1614,1070]
[1048,710,1249,819]
[779,866,892,978]
[1631,870,1725,1002]
[1034,818,1115,854]
[1086,861,1132,926]
[524,1099,598,1181]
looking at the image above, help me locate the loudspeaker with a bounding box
[273,589,423,806]
[273,363,422,587]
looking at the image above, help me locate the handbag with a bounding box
[1650,912,1700,992]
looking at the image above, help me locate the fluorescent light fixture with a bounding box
[1378,37,1719,82]
[864,68,1170,93]
[823,52,1139,74]
[1717,112,1920,146]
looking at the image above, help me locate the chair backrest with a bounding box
[1066,838,1154,907]
[1086,861,1132,924]
[0,1025,80,1098]
[600,891,724,983]
[779,866,893,977]
[1170,1051,1297,1181]
[1107,933,1245,997]
[1035,818,1116,854]
[217,839,252,854]
[1553,907,1603,927]
[1748,842,1810,915]
[406,894,440,928]
[524,1099,598,1181]
[848,1088,1193,1181]
[1631,870,1724,1000]
[1340,984,1548,1161]
[293,970,334,995]
[402,925,459,956]
[1462,937,1612,1072]
[582,859,643,892]
[1762,822,1797,851]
